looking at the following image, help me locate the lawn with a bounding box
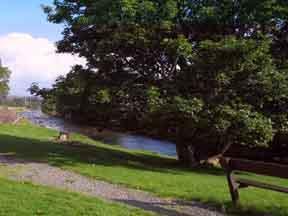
[0,122,287,215]
[0,178,153,216]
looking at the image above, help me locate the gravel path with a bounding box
[0,156,225,216]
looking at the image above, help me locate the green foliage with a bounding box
[39,0,288,162]
[147,87,163,113]
[0,64,10,97]
[162,35,193,58]
[169,96,204,121]
[212,105,274,147]
[95,89,111,104]
[177,37,286,149]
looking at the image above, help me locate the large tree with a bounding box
[41,0,288,166]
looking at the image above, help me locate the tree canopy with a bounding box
[35,0,288,166]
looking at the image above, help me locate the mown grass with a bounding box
[0,178,153,216]
[0,122,287,215]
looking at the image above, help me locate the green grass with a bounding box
[0,122,287,215]
[0,178,153,216]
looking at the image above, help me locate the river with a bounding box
[21,110,177,157]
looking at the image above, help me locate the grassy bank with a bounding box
[0,178,153,216]
[0,122,287,215]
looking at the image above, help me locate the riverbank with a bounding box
[31,110,288,165]
[43,110,179,146]
[21,110,177,157]
[0,122,287,215]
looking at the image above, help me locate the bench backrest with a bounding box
[220,158,288,179]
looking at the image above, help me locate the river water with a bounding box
[21,110,177,157]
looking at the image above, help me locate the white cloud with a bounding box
[0,33,86,96]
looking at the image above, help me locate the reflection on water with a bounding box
[21,110,177,157]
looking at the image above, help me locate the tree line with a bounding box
[0,96,41,109]
[0,60,10,99]
[31,0,288,166]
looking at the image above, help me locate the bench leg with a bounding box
[227,171,239,206]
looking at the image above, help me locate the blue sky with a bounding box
[1,0,62,41]
[0,0,84,96]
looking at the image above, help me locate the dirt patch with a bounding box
[0,108,18,123]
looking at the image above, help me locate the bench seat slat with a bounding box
[227,158,288,179]
[236,178,288,193]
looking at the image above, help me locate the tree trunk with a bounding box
[208,140,233,162]
[176,143,200,167]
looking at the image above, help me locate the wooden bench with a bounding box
[220,157,288,205]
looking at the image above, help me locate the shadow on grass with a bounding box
[0,134,225,176]
[114,199,217,216]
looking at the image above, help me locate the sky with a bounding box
[0,0,85,96]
